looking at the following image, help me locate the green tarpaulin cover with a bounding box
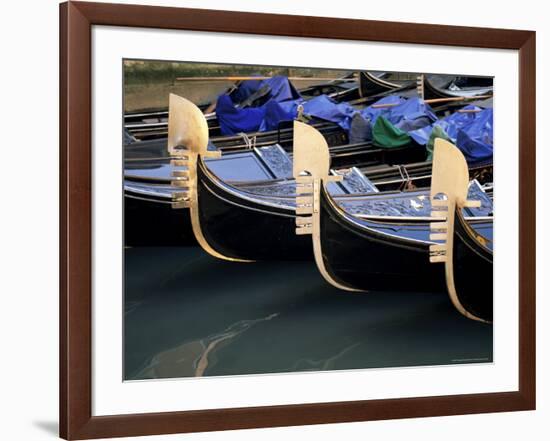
[372,116,411,148]
[425,125,452,161]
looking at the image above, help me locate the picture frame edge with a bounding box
[59,2,536,439]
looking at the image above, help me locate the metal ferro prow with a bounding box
[167,93,221,209]
[292,121,359,292]
[167,93,251,262]
[428,138,486,322]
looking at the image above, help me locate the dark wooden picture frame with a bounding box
[60,1,536,439]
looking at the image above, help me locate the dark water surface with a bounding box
[124,247,492,380]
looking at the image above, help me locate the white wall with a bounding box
[1,0,546,439]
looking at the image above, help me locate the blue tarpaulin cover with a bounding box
[259,100,297,132]
[230,75,301,105]
[409,105,493,162]
[301,95,356,131]
[216,94,268,135]
[217,92,359,135]
[360,96,404,124]
[215,77,493,162]
[383,97,437,132]
[351,97,436,145]
[217,76,301,135]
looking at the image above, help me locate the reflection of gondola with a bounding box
[428,139,493,322]
[293,122,493,295]
[421,74,493,101]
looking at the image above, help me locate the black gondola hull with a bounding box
[319,187,446,292]
[451,208,493,321]
[196,160,312,261]
[423,75,493,101]
[124,195,196,246]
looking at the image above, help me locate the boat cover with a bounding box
[230,75,301,105]
[218,84,436,140]
[217,79,491,162]
[350,96,437,146]
[424,125,451,160]
[371,117,411,148]
[409,105,493,162]
[217,92,359,135]
[217,75,302,134]
[216,94,272,134]
[300,95,356,131]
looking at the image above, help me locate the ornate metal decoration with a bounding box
[428,138,488,322]
[293,121,359,292]
[168,93,252,262]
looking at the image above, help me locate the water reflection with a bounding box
[134,313,279,378]
[124,247,492,380]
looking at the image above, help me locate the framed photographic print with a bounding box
[60,1,536,439]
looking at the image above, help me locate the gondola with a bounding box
[150,94,420,252]
[126,75,484,154]
[297,72,361,102]
[164,93,311,260]
[420,74,493,101]
[125,150,491,247]
[125,110,220,141]
[125,74,361,141]
[358,71,417,97]
[292,122,492,293]
[125,138,389,247]
[157,95,493,268]
[125,90,445,246]
[125,118,349,159]
[428,139,493,322]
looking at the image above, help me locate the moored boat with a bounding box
[428,138,493,322]
[420,74,493,102]
[358,71,417,97]
[292,122,493,294]
[161,95,493,262]
[125,74,362,141]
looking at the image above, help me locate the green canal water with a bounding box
[124,246,492,380]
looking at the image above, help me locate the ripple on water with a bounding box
[132,313,279,379]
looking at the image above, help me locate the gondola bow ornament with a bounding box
[293,121,360,291]
[167,93,252,262]
[428,138,491,322]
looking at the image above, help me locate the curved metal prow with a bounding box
[167,94,251,262]
[429,137,471,209]
[167,93,210,157]
[292,121,332,181]
[292,121,359,292]
[429,138,486,322]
